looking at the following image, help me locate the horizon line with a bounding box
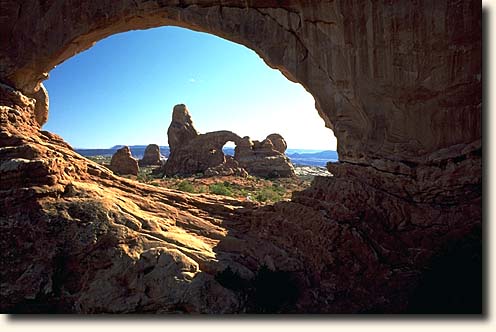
[74,145,337,151]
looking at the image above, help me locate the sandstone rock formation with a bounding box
[32,83,49,126]
[266,133,287,154]
[0,0,481,314]
[0,1,480,167]
[164,128,243,177]
[163,105,294,178]
[235,135,295,178]
[139,144,162,167]
[167,104,198,155]
[109,146,139,176]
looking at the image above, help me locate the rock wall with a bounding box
[0,0,481,313]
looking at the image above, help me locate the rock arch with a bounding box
[0,1,481,313]
[165,129,244,176]
[1,0,481,165]
[163,103,295,178]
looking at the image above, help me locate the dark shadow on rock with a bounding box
[405,224,482,314]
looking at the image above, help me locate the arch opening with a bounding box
[43,26,337,153]
[44,26,337,204]
[43,26,336,197]
[4,3,349,163]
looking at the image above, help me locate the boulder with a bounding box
[204,156,248,177]
[266,133,287,154]
[234,135,296,178]
[139,144,162,167]
[31,83,49,126]
[109,146,139,176]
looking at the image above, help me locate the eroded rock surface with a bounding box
[32,83,49,126]
[109,146,139,176]
[0,0,481,314]
[139,144,162,167]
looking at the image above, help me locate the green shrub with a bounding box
[209,183,233,196]
[197,185,208,193]
[177,180,196,193]
[255,187,283,203]
[137,172,152,183]
[239,188,249,197]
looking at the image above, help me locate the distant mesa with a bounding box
[109,146,139,176]
[75,146,337,167]
[138,144,163,167]
[163,104,295,178]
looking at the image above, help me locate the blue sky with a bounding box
[43,26,337,150]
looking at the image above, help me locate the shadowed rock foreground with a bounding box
[0,0,481,313]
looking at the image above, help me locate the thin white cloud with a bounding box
[188,78,196,83]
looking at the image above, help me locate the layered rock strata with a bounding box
[0,0,481,314]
